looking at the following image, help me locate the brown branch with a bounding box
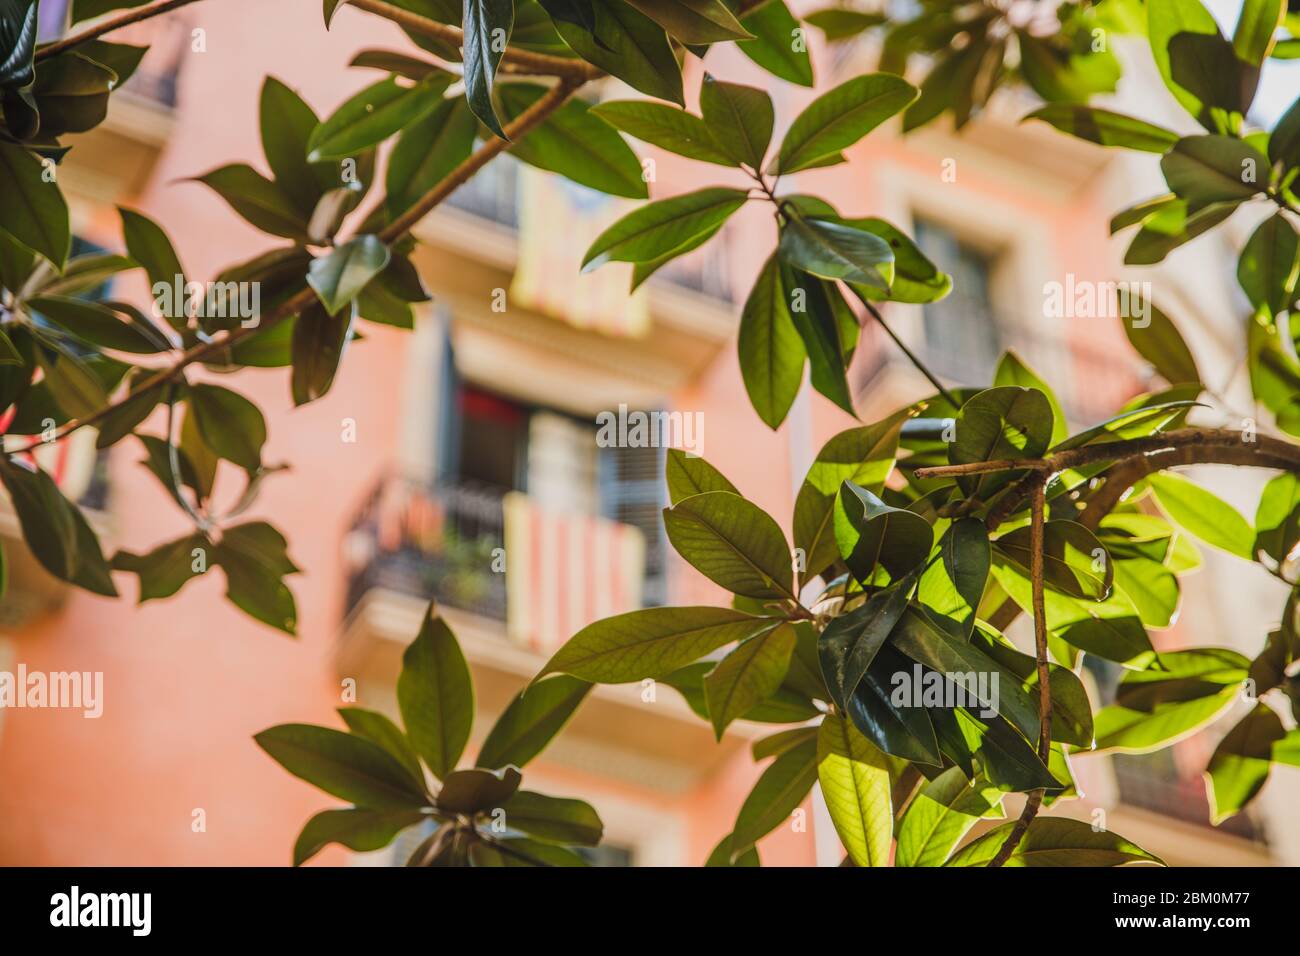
[345,0,603,80]
[36,0,206,62]
[988,478,1051,867]
[23,76,586,451]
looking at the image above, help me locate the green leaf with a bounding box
[782,267,857,415]
[917,518,990,639]
[1121,294,1202,386]
[1094,684,1238,753]
[590,99,735,166]
[1269,94,1300,170]
[188,383,267,471]
[397,608,474,780]
[497,790,603,845]
[475,675,591,770]
[260,76,343,218]
[793,409,908,584]
[193,164,309,240]
[847,646,942,765]
[1148,0,1242,127]
[29,51,114,136]
[308,235,391,316]
[539,606,775,682]
[214,521,298,633]
[386,96,477,215]
[737,253,805,430]
[896,766,1003,867]
[626,0,749,43]
[292,807,428,866]
[818,573,914,710]
[463,0,514,138]
[1237,213,1299,314]
[752,725,818,761]
[947,817,1162,866]
[435,766,522,813]
[0,141,71,268]
[28,295,164,354]
[582,187,747,270]
[663,490,795,599]
[1024,104,1180,153]
[705,832,760,866]
[704,623,794,738]
[817,713,892,867]
[665,448,738,504]
[1147,471,1254,559]
[730,736,818,854]
[994,520,1113,601]
[699,73,773,169]
[0,457,116,596]
[804,7,885,41]
[469,835,588,866]
[119,207,185,316]
[498,83,648,198]
[890,608,1043,744]
[291,299,355,405]
[835,481,933,585]
[549,0,684,105]
[948,386,1054,500]
[971,625,1095,748]
[779,215,894,292]
[1232,0,1285,66]
[735,0,813,87]
[837,216,950,304]
[1206,703,1284,822]
[1160,136,1266,212]
[774,73,916,173]
[111,533,208,603]
[254,724,431,809]
[993,350,1068,446]
[0,0,37,91]
[1255,472,1300,565]
[307,75,449,162]
[992,564,1156,668]
[338,707,425,783]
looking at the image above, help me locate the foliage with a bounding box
[0,0,1298,866]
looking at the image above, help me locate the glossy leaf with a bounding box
[947,817,1162,866]
[397,609,474,779]
[774,73,916,173]
[583,188,747,270]
[663,491,795,600]
[540,606,774,682]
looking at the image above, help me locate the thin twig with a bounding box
[988,478,1051,867]
[844,285,959,407]
[36,0,206,61]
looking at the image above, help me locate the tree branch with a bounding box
[346,0,603,79]
[844,286,959,408]
[36,0,206,62]
[23,76,587,452]
[988,478,1051,867]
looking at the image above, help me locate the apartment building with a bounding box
[0,0,1293,866]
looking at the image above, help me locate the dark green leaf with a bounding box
[730,735,818,854]
[397,608,474,779]
[663,490,795,599]
[699,73,773,169]
[704,623,794,738]
[774,73,916,173]
[498,790,603,845]
[0,140,71,268]
[292,807,427,866]
[737,253,805,429]
[583,187,746,270]
[1024,104,1180,153]
[111,533,208,603]
[665,448,737,504]
[947,817,1162,866]
[475,675,591,769]
[254,723,430,809]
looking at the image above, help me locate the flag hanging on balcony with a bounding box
[502,492,645,654]
[510,167,651,338]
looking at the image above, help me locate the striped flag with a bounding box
[509,166,651,338]
[503,491,646,654]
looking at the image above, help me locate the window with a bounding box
[913,220,1004,386]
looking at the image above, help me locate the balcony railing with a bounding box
[442,157,734,304]
[342,477,664,646]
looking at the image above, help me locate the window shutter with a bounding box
[598,441,667,606]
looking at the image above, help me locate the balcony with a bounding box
[438,157,734,305]
[337,476,764,793]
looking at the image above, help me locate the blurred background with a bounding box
[0,0,1296,866]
